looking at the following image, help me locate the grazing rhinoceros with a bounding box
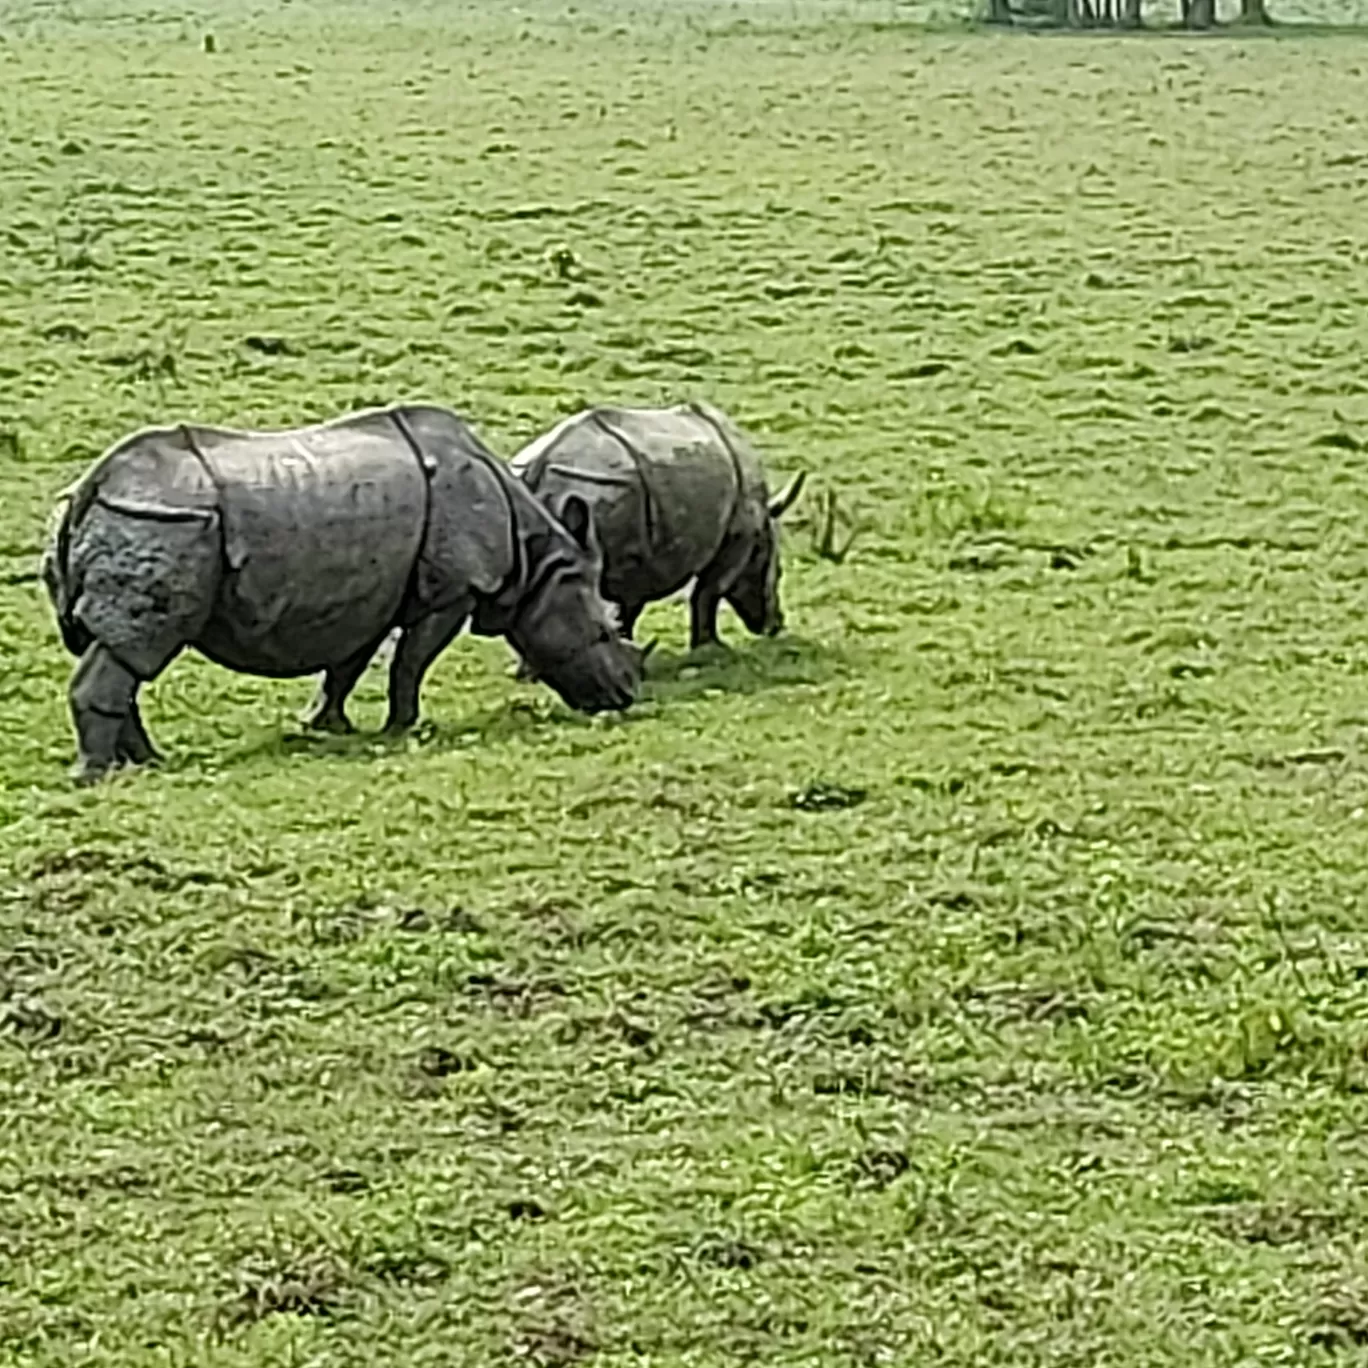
[509,401,805,650]
[41,403,641,783]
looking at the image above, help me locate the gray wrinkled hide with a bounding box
[59,407,511,679]
[509,401,785,646]
[44,403,639,781]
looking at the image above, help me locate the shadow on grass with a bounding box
[213,633,847,772]
[639,631,846,704]
[215,702,574,771]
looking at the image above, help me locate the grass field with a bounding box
[6,0,1368,1362]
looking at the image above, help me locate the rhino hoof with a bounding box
[303,711,354,735]
[71,759,114,787]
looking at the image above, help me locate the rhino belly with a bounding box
[192,426,427,675]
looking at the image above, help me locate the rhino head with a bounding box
[499,492,642,713]
[725,471,807,638]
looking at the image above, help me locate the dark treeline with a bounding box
[985,0,1271,27]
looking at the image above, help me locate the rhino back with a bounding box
[190,410,426,675]
[75,423,221,520]
[680,400,769,505]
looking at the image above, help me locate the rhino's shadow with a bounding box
[227,697,582,768]
[217,633,844,771]
[637,632,844,704]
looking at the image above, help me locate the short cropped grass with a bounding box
[5,1,1368,1363]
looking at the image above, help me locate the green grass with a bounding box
[6,1,1368,1362]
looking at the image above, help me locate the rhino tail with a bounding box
[40,490,93,657]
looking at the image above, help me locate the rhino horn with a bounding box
[768,471,807,519]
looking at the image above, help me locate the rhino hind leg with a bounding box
[689,590,722,651]
[385,604,470,732]
[70,643,144,784]
[117,699,160,767]
[303,636,386,734]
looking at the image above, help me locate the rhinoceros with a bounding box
[509,401,805,650]
[41,403,641,782]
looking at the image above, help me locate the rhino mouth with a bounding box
[518,637,654,683]
[501,560,642,713]
[728,600,773,637]
[538,645,638,713]
[509,623,640,713]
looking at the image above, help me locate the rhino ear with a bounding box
[768,471,807,519]
[557,492,594,550]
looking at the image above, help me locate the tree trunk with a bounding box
[1240,0,1271,22]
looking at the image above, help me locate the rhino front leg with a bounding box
[303,637,385,734]
[690,540,750,650]
[70,643,143,784]
[385,604,470,732]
